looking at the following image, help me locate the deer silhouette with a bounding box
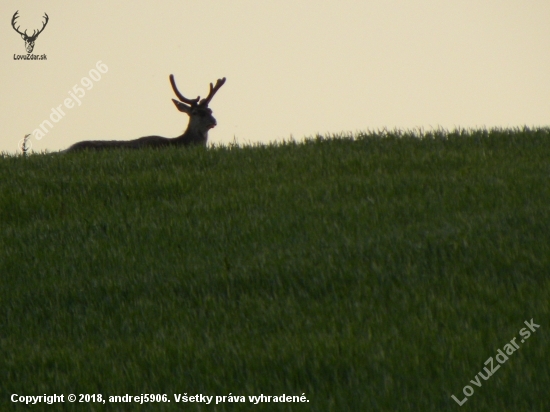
[12,11,49,54]
[63,75,226,153]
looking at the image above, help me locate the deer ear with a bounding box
[172,99,191,114]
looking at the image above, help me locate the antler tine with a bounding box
[169,74,200,106]
[199,78,226,107]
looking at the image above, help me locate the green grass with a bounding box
[1,127,549,411]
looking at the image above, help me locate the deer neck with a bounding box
[176,126,208,146]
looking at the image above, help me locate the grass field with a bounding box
[1,127,549,411]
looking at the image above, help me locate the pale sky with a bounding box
[1,1,549,154]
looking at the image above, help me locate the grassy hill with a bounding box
[1,127,549,411]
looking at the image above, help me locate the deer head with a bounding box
[12,11,49,54]
[169,75,226,142]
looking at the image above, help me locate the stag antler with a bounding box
[199,78,227,107]
[12,11,49,39]
[170,74,200,106]
[31,13,49,39]
[11,11,25,36]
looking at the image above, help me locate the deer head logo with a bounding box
[11,11,49,54]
